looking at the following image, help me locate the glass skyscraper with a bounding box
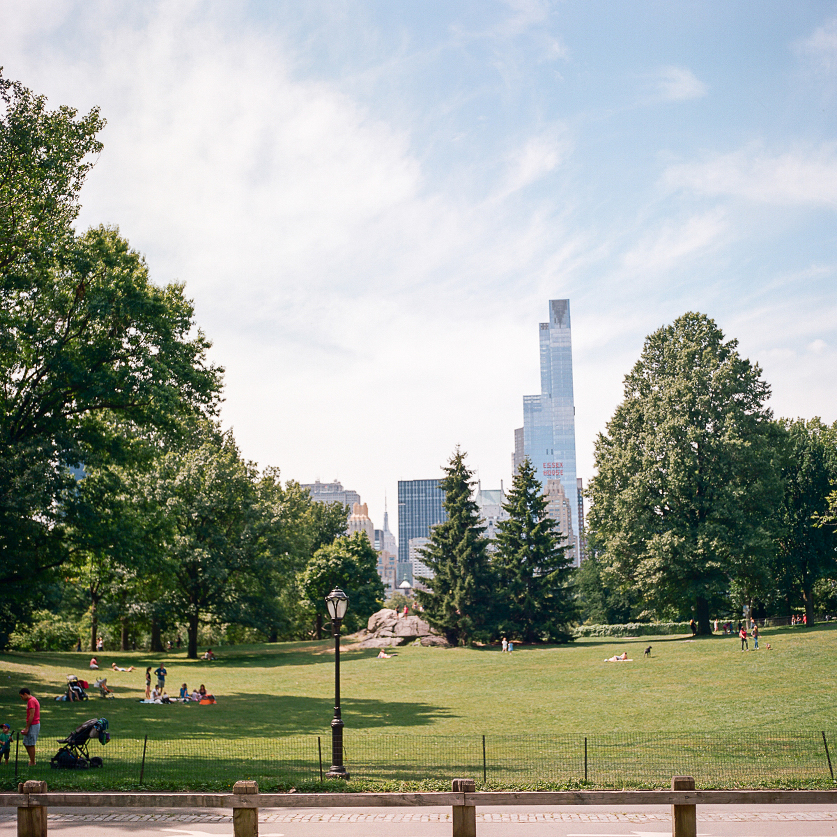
[397,479,446,585]
[520,299,579,560]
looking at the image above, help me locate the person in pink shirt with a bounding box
[18,688,40,765]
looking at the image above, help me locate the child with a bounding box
[0,724,12,765]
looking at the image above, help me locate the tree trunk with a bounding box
[803,581,815,626]
[121,617,130,651]
[150,619,163,653]
[315,612,322,641]
[268,629,278,643]
[90,587,99,652]
[187,612,199,659]
[695,595,711,636]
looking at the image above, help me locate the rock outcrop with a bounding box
[348,608,450,648]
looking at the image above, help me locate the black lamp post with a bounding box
[324,586,349,779]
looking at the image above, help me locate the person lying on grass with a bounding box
[604,652,631,662]
[111,663,135,672]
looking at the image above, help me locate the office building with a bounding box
[408,536,432,590]
[397,479,446,585]
[519,299,580,563]
[301,480,361,511]
[474,483,508,543]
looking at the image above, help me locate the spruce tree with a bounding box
[492,458,577,643]
[415,448,493,646]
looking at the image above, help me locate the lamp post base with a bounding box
[326,765,350,780]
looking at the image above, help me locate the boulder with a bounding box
[347,608,450,649]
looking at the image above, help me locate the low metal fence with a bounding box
[6,730,837,789]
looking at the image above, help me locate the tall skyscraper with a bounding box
[397,479,446,585]
[519,299,579,562]
[374,502,398,593]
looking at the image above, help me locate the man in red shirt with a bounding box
[18,688,40,765]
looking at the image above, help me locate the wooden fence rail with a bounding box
[6,778,837,837]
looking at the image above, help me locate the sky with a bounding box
[3,1,836,532]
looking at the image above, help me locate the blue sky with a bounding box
[3,1,836,531]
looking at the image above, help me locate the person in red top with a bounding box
[18,688,40,765]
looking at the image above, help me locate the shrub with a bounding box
[572,622,691,638]
[8,611,81,651]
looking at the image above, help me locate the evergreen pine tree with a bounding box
[415,448,493,646]
[492,458,577,643]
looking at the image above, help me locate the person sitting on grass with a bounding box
[179,683,189,700]
[190,687,201,701]
[201,648,216,661]
[198,684,216,703]
[111,663,135,672]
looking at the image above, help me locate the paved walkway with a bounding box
[3,806,837,823]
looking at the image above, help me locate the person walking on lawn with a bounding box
[19,688,40,766]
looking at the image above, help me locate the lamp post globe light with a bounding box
[325,587,350,779]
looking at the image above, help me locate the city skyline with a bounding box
[4,2,835,529]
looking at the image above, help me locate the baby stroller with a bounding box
[50,718,110,769]
[65,675,89,702]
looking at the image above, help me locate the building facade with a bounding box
[519,299,580,563]
[347,502,374,546]
[474,484,508,543]
[408,536,432,591]
[397,479,446,585]
[301,480,361,511]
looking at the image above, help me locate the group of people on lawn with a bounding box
[143,662,216,703]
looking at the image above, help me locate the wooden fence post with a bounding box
[452,778,476,837]
[17,780,48,837]
[671,775,696,837]
[232,780,258,837]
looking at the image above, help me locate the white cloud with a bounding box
[796,15,837,74]
[655,66,708,101]
[621,211,728,274]
[809,338,828,354]
[663,144,837,206]
[501,130,570,194]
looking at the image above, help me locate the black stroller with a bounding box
[50,718,110,769]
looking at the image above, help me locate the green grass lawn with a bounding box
[0,623,834,790]
[0,623,833,737]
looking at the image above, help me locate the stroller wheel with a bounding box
[77,758,90,770]
[89,756,103,768]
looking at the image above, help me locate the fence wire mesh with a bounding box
[8,731,837,789]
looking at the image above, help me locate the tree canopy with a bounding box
[586,312,781,633]
[0,73,223,641]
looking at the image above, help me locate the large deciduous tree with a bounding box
[586,312,781,634]
[415,448,493,646]
[140,425,261,659]
[492,458,576,642]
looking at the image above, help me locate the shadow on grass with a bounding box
[35,693,458,739]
